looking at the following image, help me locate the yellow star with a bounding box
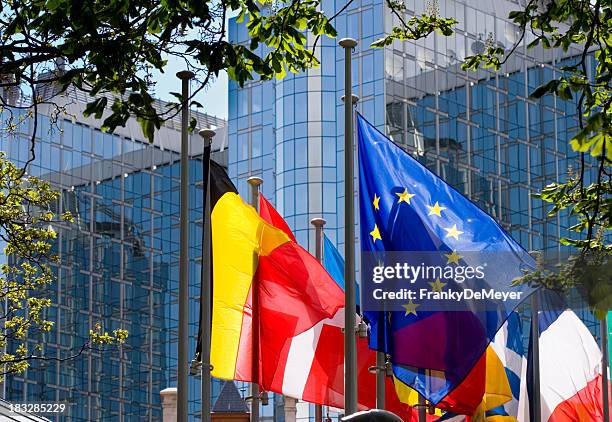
[429,278,447,292]
[445,250,462,265]
[427,201,446,217]
[370,224,382,243]
[401,300,420,317]
[396,189,416,205]
[373,194,381,211]
[444,224,464,240]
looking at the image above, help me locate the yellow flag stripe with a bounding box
[486,416,518,422]
[210,192,290,379]
[469,347,515,421]
[482,347,513,411]
[392,375,443,416]
[392,345,512,419]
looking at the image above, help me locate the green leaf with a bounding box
[557,83,573,100]
[137,117,156,143]
[83,97,108,119]
[530,80,559,99]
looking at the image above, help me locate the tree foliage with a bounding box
[461,0,612,252]
[371,0,456,48]
[0,154,127,379]
[0,0,337,142]
[461,0,612,313]
[380,0,611,312]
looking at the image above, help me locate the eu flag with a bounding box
[357,113,535,403]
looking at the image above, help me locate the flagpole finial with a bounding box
[339,38,358,48]
[199,129,215,146]
[199,128,216,139]
[247,176,263,187]
[341,94,360,105]
[176,70,195,80]
[311,218,326,228]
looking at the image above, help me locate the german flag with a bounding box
[201,161,344,386]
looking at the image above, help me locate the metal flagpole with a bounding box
[247,176,263,422]
[341,89,381,411]
[311,218,327,422]
[199,129,215,422]
[531,292,541,422]
[376,352,385,409]
[339,37,358,416]
[176,70,194,422]
[418,393,426,422]
[602,316,610,422]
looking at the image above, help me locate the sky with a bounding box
[153,57,230,121]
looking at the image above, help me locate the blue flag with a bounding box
[323,235,346,290]
[323,235,361,306]
[357,113,535,403]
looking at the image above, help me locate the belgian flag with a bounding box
[198,159,344,387]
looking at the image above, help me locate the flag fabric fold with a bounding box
[207,181,424,420]
[357,112,536,404]
[205,162,343,386]
[435,318,528,422]
[401,313,527,421]
[484,312,528,422]
[256,195,345,393]
[314,230,433,420]
[204,159,289,380]
[529,291,607,422]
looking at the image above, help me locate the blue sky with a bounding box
[153,58,229,121]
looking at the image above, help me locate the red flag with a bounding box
[258,195,296,242]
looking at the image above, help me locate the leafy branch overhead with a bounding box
[461,0,612,252]
[0,0,337,142]
[371,1,457,48]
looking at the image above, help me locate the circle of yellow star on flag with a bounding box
[396,189,415,205]
[427,201,446,217]
[444,224,464,240]
[429,278,446,292]
[370,224,382,243]
[402,300,419,316]
[445,250,462,265]
[373,194,381,211]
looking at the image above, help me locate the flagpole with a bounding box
[602,316,610,422]
[176,70,194,422]
[531,291,541,422]
[199,129,215,422]
[247,176,263,422]
[418,393,426,422]
[311,218,327,422]
[376,352,385,409]
[339,37,358,416]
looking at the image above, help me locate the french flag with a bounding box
[530,292,610,421]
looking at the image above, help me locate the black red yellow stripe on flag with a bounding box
[199,161,344,385]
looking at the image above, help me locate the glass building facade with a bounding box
[228,0,603,419]
[228,0,600,254]
[0,88,235,420]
